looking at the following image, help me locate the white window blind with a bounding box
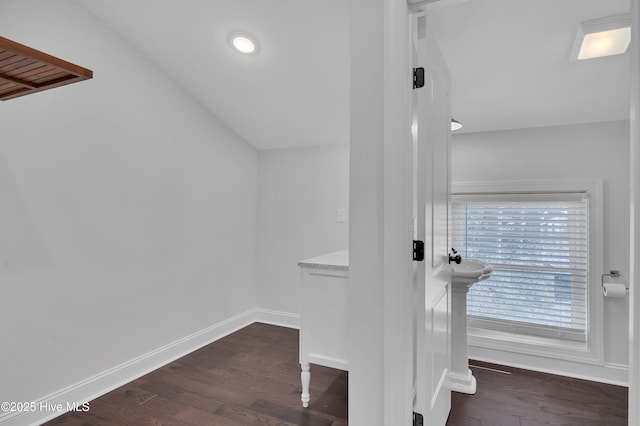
[451,192,589,342]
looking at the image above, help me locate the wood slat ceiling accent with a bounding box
[0,36,93,101]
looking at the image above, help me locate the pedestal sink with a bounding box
[450,259,492,394]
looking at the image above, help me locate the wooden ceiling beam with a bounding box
[0,72,37,89]
[0,36,92,101]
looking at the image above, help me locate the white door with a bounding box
[412,12,452,426]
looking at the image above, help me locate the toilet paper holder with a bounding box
[601,270,629,290]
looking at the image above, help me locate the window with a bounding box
[452,192,590,343]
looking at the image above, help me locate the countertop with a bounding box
[297,249,349,270]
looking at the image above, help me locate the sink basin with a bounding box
[451,259,492,288]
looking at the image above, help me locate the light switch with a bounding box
[336,208,346,223]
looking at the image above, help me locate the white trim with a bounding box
[452,179,605,367]
[0,308,301,426]
[384,0,414,425]
[408,0,469,13]
[452,178,603,196]
[630,0,640,424]
[469,353,629,387]
[253,308,300,329]
[468,328,598,365]
[307,354,349,371]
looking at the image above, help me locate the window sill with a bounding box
[468,326,601,365]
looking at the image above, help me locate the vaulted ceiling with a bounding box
[79,0,630,149]
[80,0,350,150]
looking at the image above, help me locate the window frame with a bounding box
[451,179,604,365]
[453,193,589,341]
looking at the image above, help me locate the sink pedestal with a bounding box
[449,259,492,395]
[451,282,477,394]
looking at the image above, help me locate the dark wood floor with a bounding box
[447,361,627,426]
[46,323,627,426]
[46,323,347,426]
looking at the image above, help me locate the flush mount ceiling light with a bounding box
[570,14,631,61]
[451,118,463,131]
[228,31,260,55]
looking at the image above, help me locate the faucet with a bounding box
[449,248,462,264]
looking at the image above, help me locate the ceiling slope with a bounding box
[81,0,629,147]
[80,0,350,150]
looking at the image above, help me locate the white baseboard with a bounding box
[253,308,300,329]
[0,309,258,426]
[0,308,302,426]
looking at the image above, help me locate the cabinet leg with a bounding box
[301,362,310,408]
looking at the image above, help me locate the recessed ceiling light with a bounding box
[451,118,463,131]
[570,14,630,61]
[233,36,255,53]
[228,31,260,55]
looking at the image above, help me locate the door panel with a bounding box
[412,12,452,426]
[430,286,448,405]
[431,73,450,271]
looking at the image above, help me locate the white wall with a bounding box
[256,145,349,317]
[452,120,630,379]
[0,0,257,413]
[348,0,388,423]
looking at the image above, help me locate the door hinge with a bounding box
[413,240,425,262]
[413,412,424,426]
[413,67,425,89]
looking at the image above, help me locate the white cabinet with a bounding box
[297,250,349,408]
